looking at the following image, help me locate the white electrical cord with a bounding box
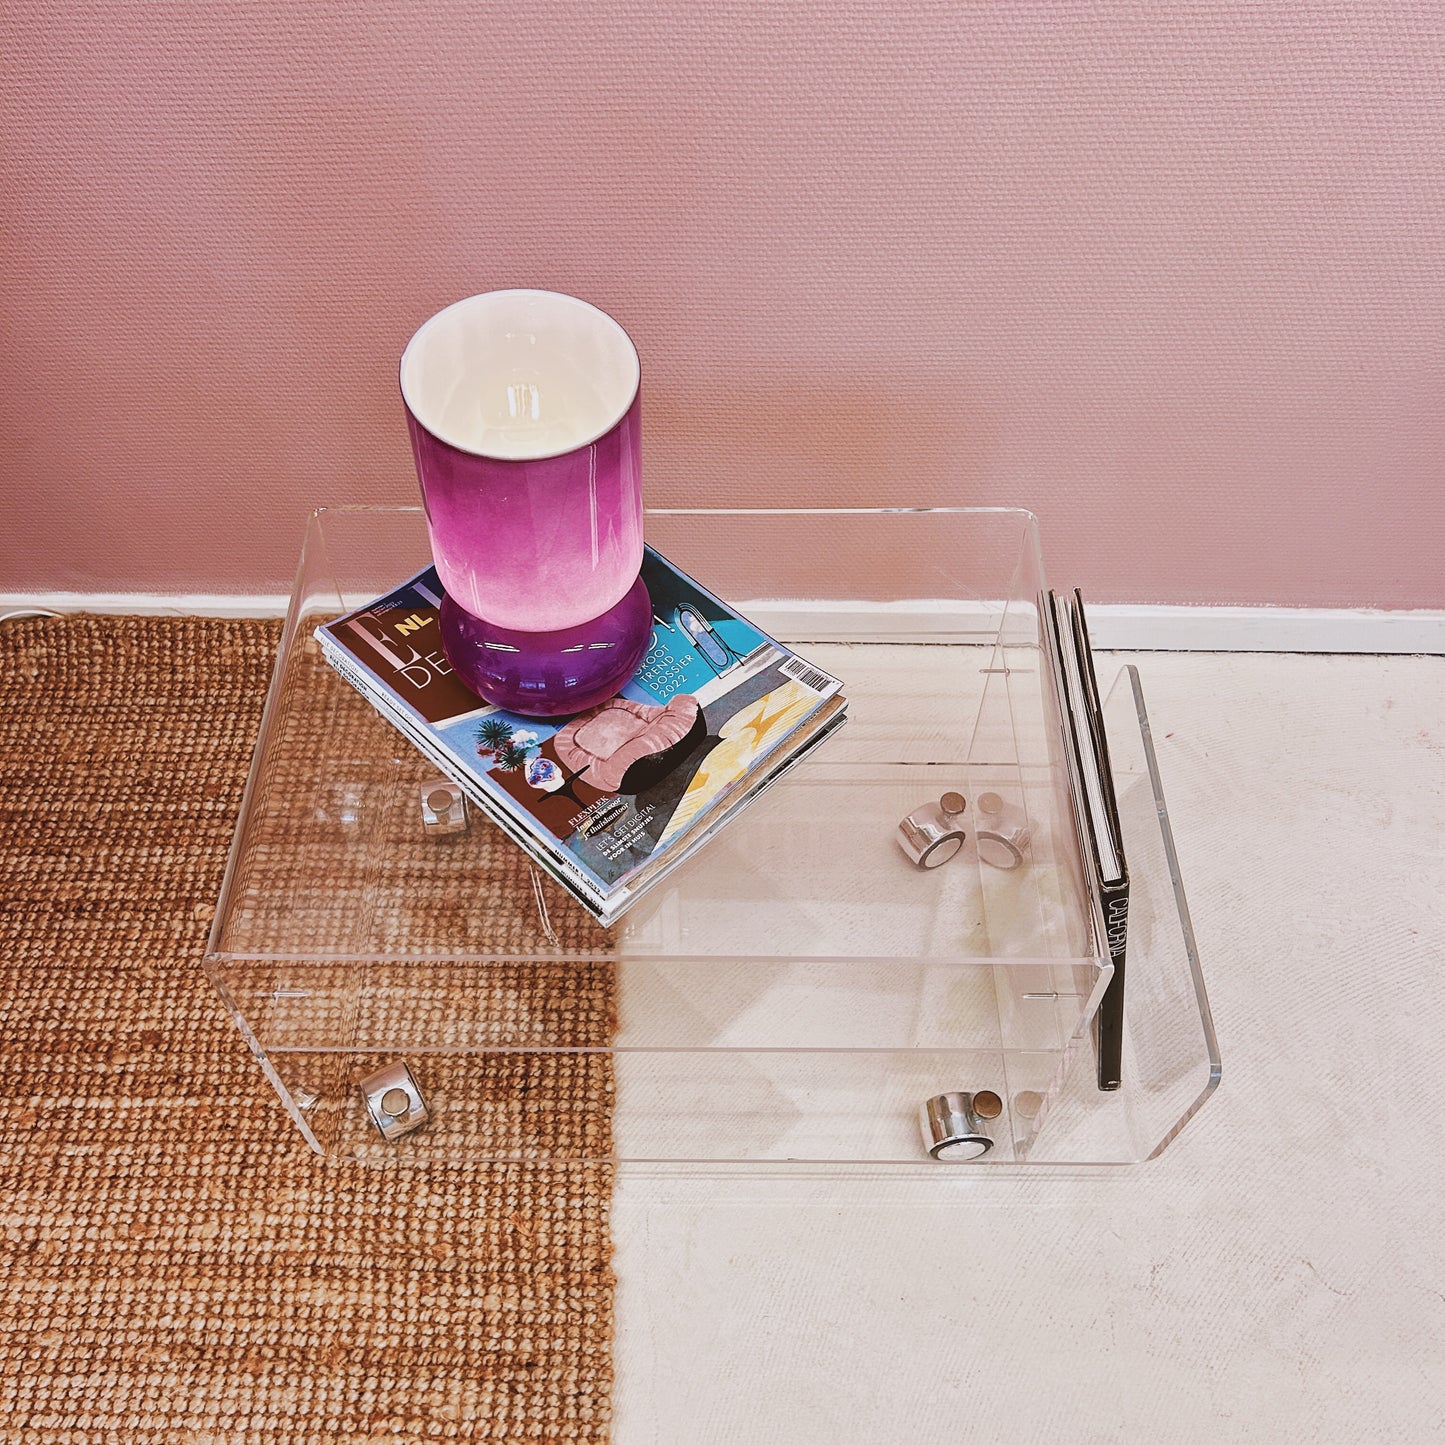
[0,607,62,624]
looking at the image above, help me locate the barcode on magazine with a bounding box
[779,655,832,692]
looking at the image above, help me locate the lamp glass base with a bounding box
[438,575,652,717]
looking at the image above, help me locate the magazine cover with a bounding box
[316,546,845,920]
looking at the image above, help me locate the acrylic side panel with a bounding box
[1022,665,1220,1162]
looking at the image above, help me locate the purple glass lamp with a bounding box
[400,289,651,716]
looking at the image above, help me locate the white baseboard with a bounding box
[1083,604,1445,655]
[0,592,293,619]
[1,593,1441,654]
[750,600,1445,654]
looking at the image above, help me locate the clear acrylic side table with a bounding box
[205,507,1218,1169]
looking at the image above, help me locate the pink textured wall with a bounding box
[2,2,1442,606]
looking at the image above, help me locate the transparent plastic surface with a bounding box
[1019,664,1221,1162]
[205,507,1216,1166]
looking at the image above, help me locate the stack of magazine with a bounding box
[316,547,848,926]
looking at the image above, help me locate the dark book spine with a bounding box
[1095,883,1129,1090]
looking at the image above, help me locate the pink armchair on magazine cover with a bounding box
[554,695,706,795]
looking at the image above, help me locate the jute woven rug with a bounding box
[0,616,615,1443]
